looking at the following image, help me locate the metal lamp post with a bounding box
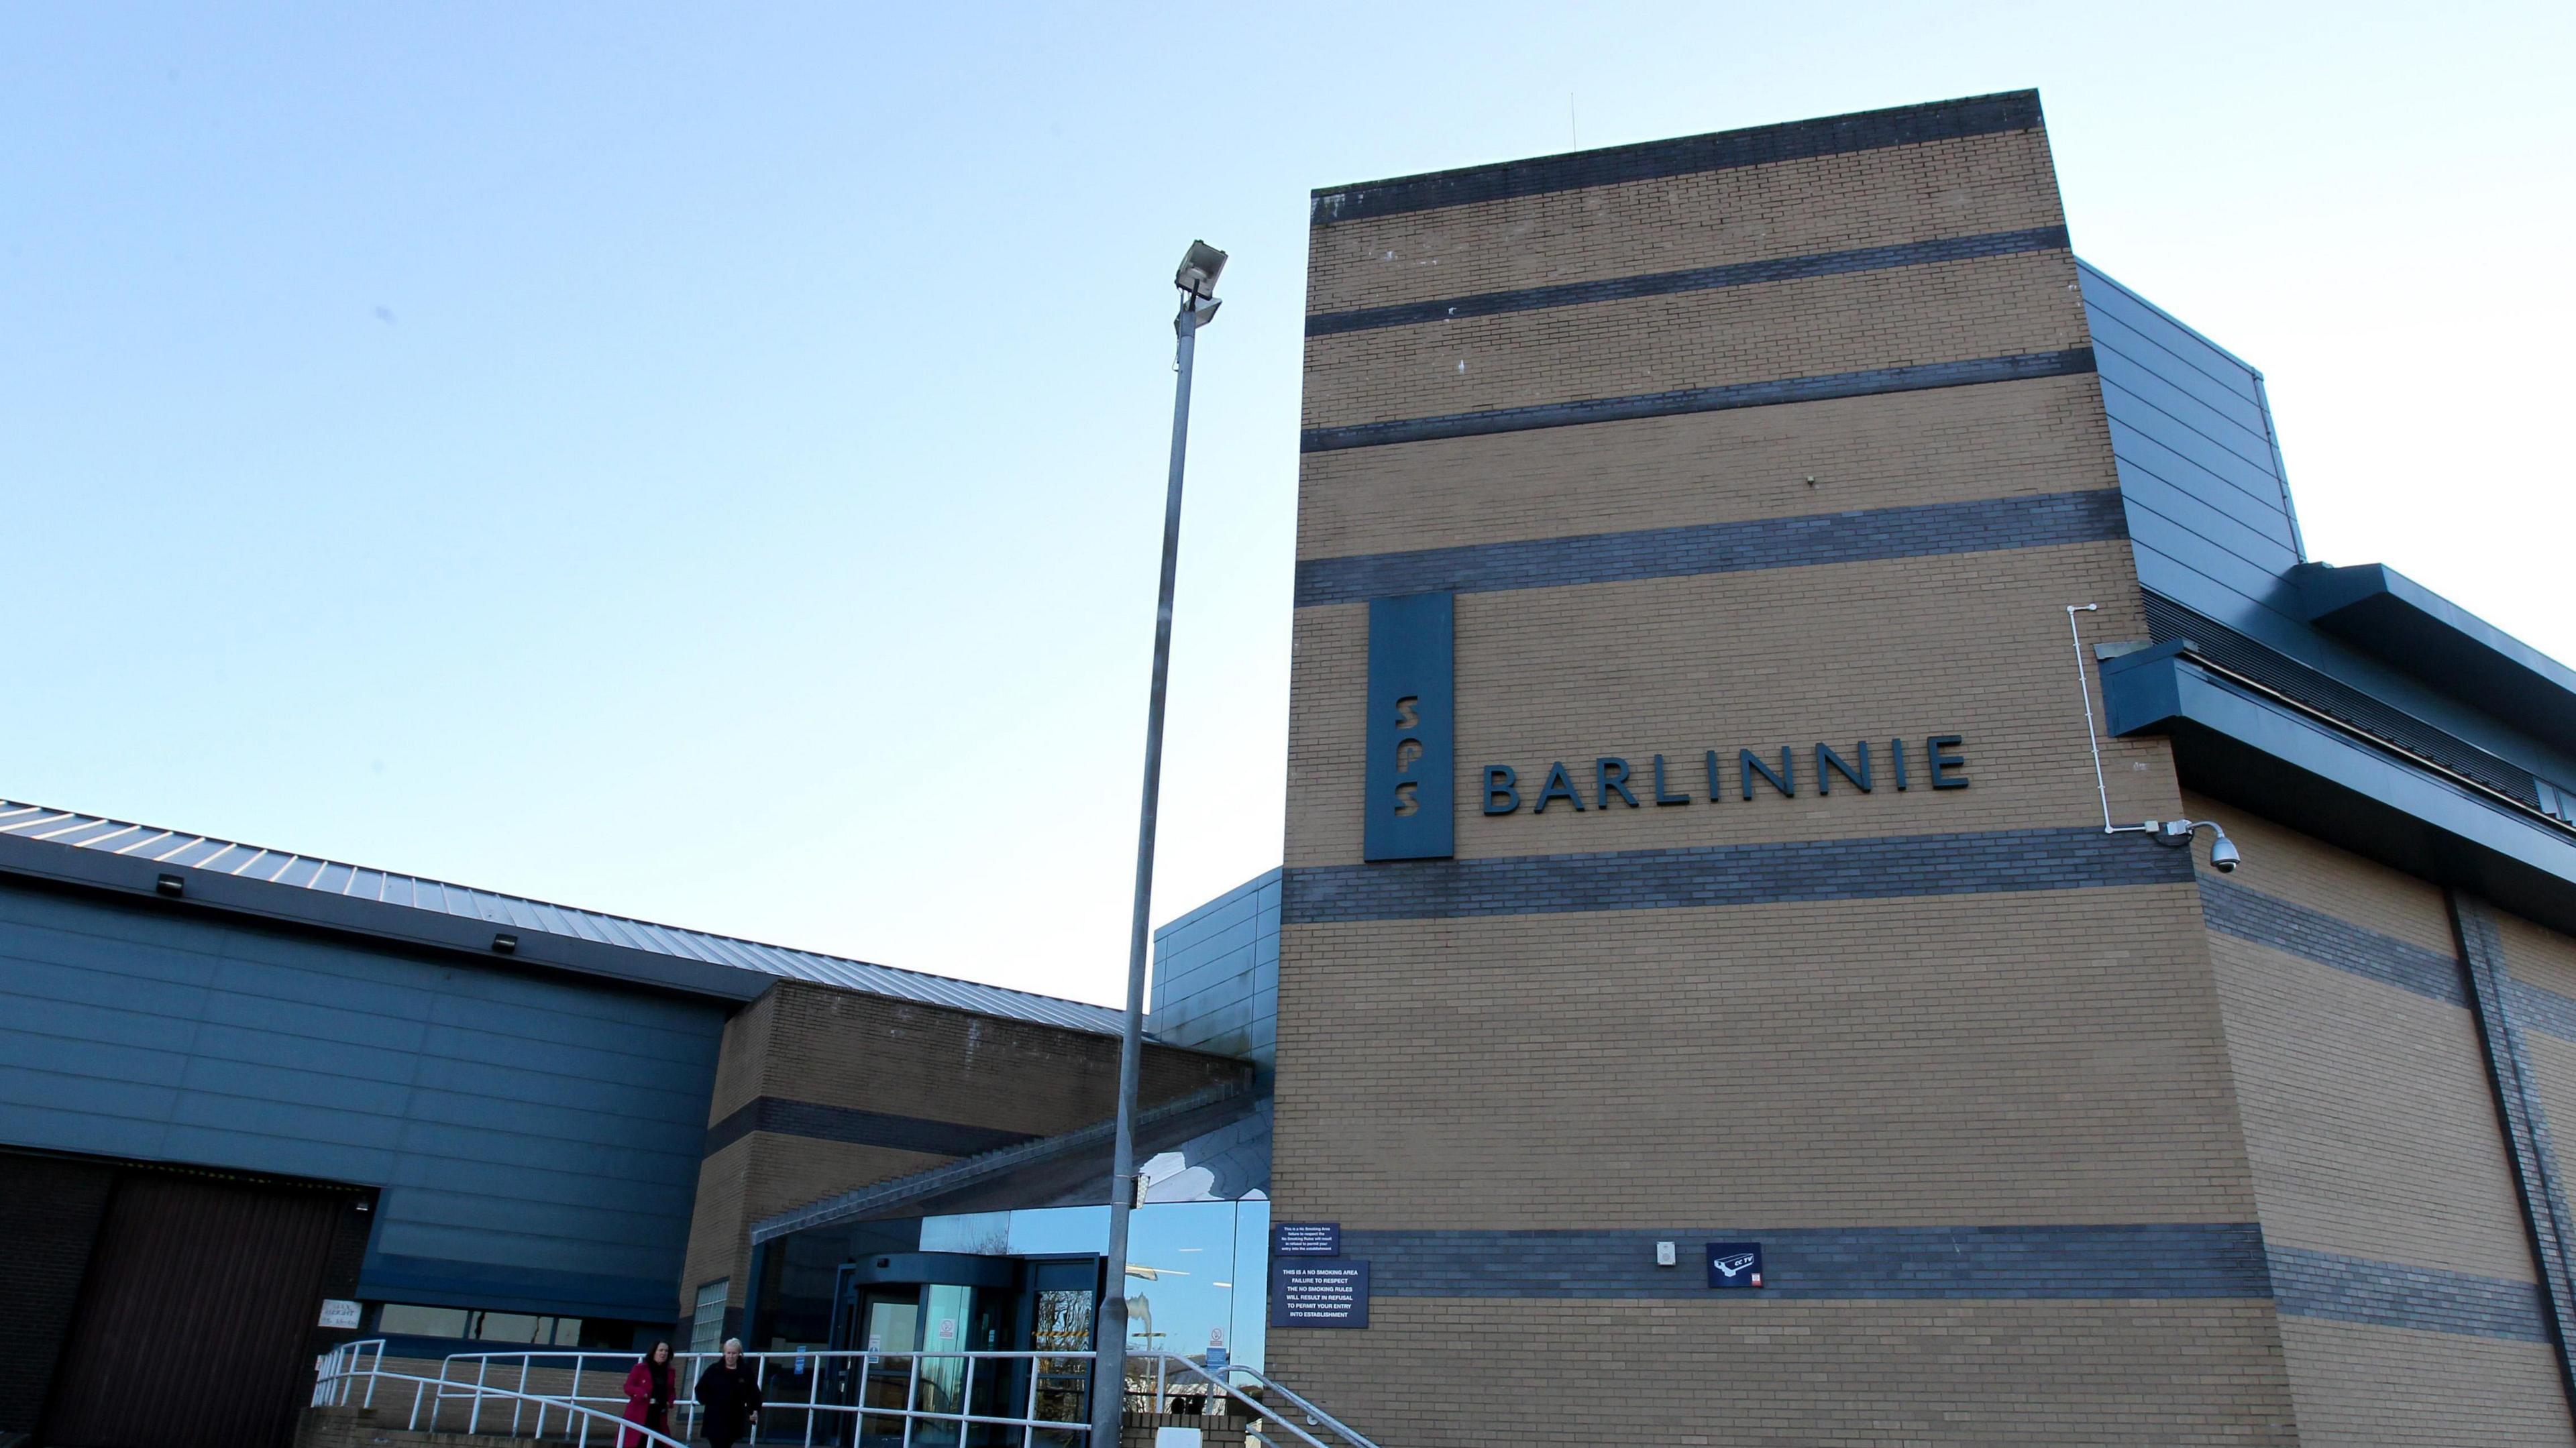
[1093,239,1226,1447]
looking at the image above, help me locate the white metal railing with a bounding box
[407,1347,1101,1446]
[1126,1353,1379,1448]
[310,1343,690,1448]
[315,1341,1377,1448]
[311,1339,385,1408]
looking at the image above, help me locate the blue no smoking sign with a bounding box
[1707,1242,1764,1289]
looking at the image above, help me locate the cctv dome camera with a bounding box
[2209,835,2241,873]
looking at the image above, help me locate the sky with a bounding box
[5,2,2570,1007]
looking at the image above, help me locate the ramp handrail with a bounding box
[1129,1351,1381,1448]
[311,1339,385,1408]
[433,1347,1101,1447]
[318,1341,1379,1448]
[311,1345,690,1448]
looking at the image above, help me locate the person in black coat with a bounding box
[694,1339,763,1448]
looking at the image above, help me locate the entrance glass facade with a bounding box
[751,1201,1269,1372]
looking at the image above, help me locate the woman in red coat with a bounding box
[621,1341,676,1447]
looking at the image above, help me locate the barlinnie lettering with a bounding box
[1482,736,1969,816]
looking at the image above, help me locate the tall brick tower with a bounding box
[1269,91,2290,1444]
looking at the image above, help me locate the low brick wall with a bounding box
[1122,1410,1250,1447]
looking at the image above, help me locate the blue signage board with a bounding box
[1707,1242,1764,1289]
[1272,1222,1342,1256]
[1362,592,1454,861]
[1271,1261,1371,1328]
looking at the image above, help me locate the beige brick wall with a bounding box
[1308,129,2063,312]
[2184,793,2530,1274]
[1279,1298,2296,1447]
[2499,907,2576,999]
[2179,793,2565,1439]
[1277,883,2252,1227]
[2205,932,2528,1276]
[745,981,1243,1137]
[2180,796,2455,956]
[1303,250,2087,429]
[706,987,778,1123]
[1273,101,2298,1441]
[677,979,1252,1319]
[2275,1319,2574,1446]
[1299,372,2114,558]
[1287,542,2176,869]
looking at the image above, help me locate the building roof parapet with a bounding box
[0,799,1132,1037]
[2293,563,2576,758]
[1309,90,2042,225]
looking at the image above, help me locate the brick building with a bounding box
[1258,88,2576,1445]
[11,86,2576,1448]
[0,803,1250,1448]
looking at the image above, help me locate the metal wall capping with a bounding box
[1308,90,2043,225]
[0,799,1130,1037]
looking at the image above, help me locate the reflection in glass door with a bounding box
[858,1289,920,1447]
[1028,1262,1095,1439]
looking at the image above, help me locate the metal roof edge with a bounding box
[0,799,1137,1032]
[0,828,771,1003]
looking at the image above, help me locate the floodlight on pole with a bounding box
[1093,240,1226,1447]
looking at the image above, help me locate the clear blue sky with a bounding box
[7,3,2570,1005]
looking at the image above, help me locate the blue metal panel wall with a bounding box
[2080,261,2576,787]
[1150,871,1280,1076]
[2080,258,2302,616]
[0,879,724,1321]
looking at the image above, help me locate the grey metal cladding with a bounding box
[0,875,722,1320]
[0,799,1129,1036]
[2078,259,2316,650]
[2142,592,2548,812]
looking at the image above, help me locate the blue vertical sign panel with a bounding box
[1364,592,1454,861]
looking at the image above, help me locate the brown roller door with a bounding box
[42,1171,342,1448]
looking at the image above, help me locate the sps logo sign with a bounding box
[1362,593,1454,861]
[1358,589,1971,863]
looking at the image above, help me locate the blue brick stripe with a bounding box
[2198,876,2576,1052]
[1299,348,2096,453]
[702,1095,1036,1159]
[2198,875,2467,1006]
[2453,893,2576,1402]
[1294,490,2124,607]
[1305,227,2072,337]
[1281,827,2191,926]
[1339,1223,2268,1300]
[2510,981,2576,1045]
[2266,1245,2550,1343]
[1311,91,2042,225]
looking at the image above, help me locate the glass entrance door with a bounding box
[856,1288,920,1446]
[1026,1262,1096,1437]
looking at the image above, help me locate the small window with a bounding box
[476,1313,542,1344]
[373,1304,597,1346]
[378,1304,469,1338]
[691,1281,729,1355]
